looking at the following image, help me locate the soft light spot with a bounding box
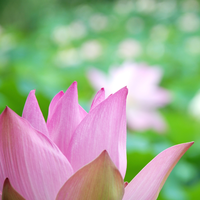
[146,41,165,59]
[136,0,156,13]
[185,37,200,55]
[52,26,69,46]
[80,40,102,60]
[89,14,108,32]
[126,17,144,34]
[150,25,169,42]
[177,13,199,32]
[54,49,79,67]
[118,39,142,59]
[114,1,135,15]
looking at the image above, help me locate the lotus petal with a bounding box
[90,88,105,111]
[123,142,194,200]
[78,105,87,119]
[0,107,73,200]
[56,151,124,200]
[67,87,128,178]
[48,91,64,121]
[22,90,49,136]
[47,82,86,157]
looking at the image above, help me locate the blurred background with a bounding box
[0,0,200,199]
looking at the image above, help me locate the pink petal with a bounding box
[56,151,124,200]
[134,64,163,86]
[48,90,88,125]
[127,110,166,132]
[0,107,73,200]
[79,105,87,119]
[22,90,49,136]
[48,91,64,121]
[136,88,171,108]
[123,142,194,200]
[2,178,25,200]
[67,87,128,178]
[47,82,86,158]
[90,88,105,111]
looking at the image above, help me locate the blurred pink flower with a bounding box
[87,62,171,132]
[0,82,191,200]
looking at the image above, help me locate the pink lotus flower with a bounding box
[0,82,192,200]
[87,62,171,132]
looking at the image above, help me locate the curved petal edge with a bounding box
[22,90,49,136]
[123,142,194,200]
[56,150,124,200]
[67,87,128,178]
[2,178,25,200]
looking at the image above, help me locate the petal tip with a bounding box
[72,81,77,86]
[2,178,25,200]
[2,106,13,116]
[66,81,78,92]
[97,150,110,163]
[121,86,128,93]
[186,141,194,147]
[118,86,128,99]
[100,149,108,157]
[59,90,65,95]
[4,106,9,111]
[3,177,10,186]
[30,89,36,94]
[180,141,194,148]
